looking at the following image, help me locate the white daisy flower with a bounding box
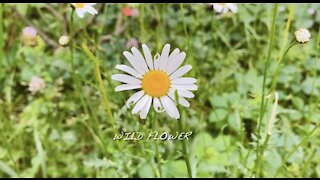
[294,28,311,43]
[112,44,198,120]
[71,3,98,18]
[208,3,238,14]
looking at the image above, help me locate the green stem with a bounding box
[0,106,20,177]
[69,9,107,154]
[0,3,3,64]
[255,134,271,177]
[301,148,316,176]
[274,124,318,177]
[269,42,297,93]
[175,91,193,178]
[139,5,145,43]
[180,3,197,76]
[278,4,295,61]
[154,4,161,51]
[151,112,162,178]
[308,25,320,120]
[269,4,295,94]
[81,44,116,135]
[255,3,278,175]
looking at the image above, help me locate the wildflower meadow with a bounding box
[0,3,320,178]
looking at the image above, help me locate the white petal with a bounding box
[115,64,142,79]
[166,89,191,108]
[171,84,198,91]
[169,65,192,79]
[160,95,180,119]
[163,48,180,71]
[158,44,170,70]
[166,52,186,75]
[126,90,145,108]
[177,97,190,107]
[123,51,146,75]
[153,97,165,113]
[226,4,237,13]
[169,88,195,98]
[172,78,197,84]
[115,84,141,92]
[154,53,160,70]
[75,9,84,18]
[132,94,149,114]
[142,44,154,70]
[222,7,229,14]
[213,5,223,13]
[84,6,98,15]
[86,3,97,6]
[139,96,152,119]
[111,74,141,84]
[131,47,149,72]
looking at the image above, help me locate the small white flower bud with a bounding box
[59,35,70,47]
[295,28,311,43]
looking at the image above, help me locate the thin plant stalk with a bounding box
[69,9,91,119]
[151,111,162,178]
[175,91,193,178]
[255,134,271,177]
[255,4,278,176]
[81,44,116,135]
[269,41,297,93]
[139,5,145,43]
[254,4,296,177]
[153,4,161,51]
[69,9,107,154]
[308,26,320,120]
[269,4,295,94]
[180,3,197,76]
[0,3,3,64]
[279,4,295,61]
[0,127,20,177]
[274,124,319,177]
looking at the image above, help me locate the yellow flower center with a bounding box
[142,70,170,97]
[218,3,226,6]
[75,3,84,8]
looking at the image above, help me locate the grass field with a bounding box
[0,3,319,178]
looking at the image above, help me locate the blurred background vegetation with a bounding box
[0,3,319,177]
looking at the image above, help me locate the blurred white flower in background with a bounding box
[131,8,140,17]
[295,28,311,44]
[125,38,139,49]
[208,3,237,14]
[28,76,46,94]
[278,6,285,13]
[71,3,98,18]
[308,8,316,15]
[59,35,70,47]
